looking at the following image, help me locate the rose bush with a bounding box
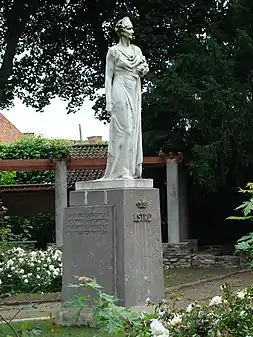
[67,278,253,337]
[0,247,62,294]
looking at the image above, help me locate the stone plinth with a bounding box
[60,179,164,324]
[75,178,153,190]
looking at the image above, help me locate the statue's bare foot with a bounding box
[122,174,134,179]
[134,165,142,179]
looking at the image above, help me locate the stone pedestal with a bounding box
[60,179,164,322]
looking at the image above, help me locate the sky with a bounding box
[2,97,109,141]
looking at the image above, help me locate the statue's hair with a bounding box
[115,17,132,36]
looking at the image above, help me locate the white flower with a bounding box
[169,314,182,326]
[18,258,23,263]
[7,259,14,266]
[30,262,34,267]
[20,269,24,274]
[240,310,246,317]
[0,279,2,285]
[37,275,41,279]
[37,267,40,271]
[150,319,169,337]
[49,265,55,271]
[237,290,246,299]
[186,303,194,312]
[24,279,28,284]
[209,296,222,306]
[11,266,15,271]
[146,297,151,305]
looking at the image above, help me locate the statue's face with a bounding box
[121,23,134,40]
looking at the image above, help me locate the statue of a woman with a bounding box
[103,17,149,180]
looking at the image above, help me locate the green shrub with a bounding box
[67,277,253,337]
[2,213,55,249]
[227,182,253,268]
[0,135,71,184]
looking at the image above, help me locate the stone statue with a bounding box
[103,17,149,180]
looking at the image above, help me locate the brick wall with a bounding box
[0,113,22,143]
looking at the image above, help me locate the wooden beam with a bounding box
[0,159,54,171]
[0,156,167,171]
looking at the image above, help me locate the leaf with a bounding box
[235,241,251,251]
[227,216,253,221]
[99,292,117,303]
[237,233,253,242]
[28,328,44,336]
[86,279,103,290]
[71,310,81,323]
[77,295,89,308]
[66,295,82,308]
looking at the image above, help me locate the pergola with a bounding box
[0,152,184,245]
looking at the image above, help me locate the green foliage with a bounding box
[227,183,253,268]
[0,172,16,185]
[68,277,253,337]
[2,213,55,249]
[67,276,144,336]
[0,135,71,184]
[0,136,71,159]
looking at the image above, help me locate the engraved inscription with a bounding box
[65,211,109,235]
[133,212,152,223]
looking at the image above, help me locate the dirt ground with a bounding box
[0,270,252,321]
[174,270,253,308]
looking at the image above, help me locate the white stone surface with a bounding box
[75,178,153,191]
[103,17,149,180]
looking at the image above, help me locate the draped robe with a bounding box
[103,44,148,179]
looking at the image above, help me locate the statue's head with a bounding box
[115,17,134,40]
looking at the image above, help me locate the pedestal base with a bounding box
[61,181,164,318]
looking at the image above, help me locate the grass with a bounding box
[0,320,106,337]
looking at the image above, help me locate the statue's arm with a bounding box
[136,46,149,77]
[105,48,115,112]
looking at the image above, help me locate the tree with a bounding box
[0,0,123,113]
[141,0,253,192]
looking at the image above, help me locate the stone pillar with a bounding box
[55,160,67,248]
[166,159,188,243]
[57,179,164,325]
